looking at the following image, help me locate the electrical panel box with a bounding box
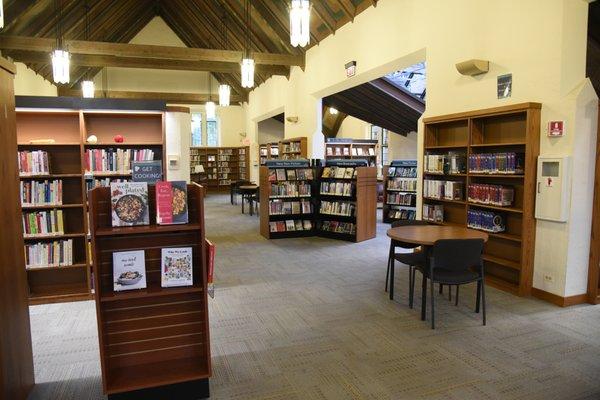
[535,156,571,222]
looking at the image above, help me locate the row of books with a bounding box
[84,148,155,173]
[20,180,62,206]
[218,155,234,161]
[86,178,128,192]
[219,149,234,155]
[219,179,231,186]
[467,209,505,233]
[326,147,375,156]
[468,152,524,174]
[18,150,50,175]
[387,166,417,178]
[320,182,354,197]
[467,184,515,206]
[388,178,417,191]
[22,209,64,237]
[25,239,73,268]
[281,142,302,153]
[268,168,314,182]
[319,201,355,217]
[269,200,312,215]
[387,193,415,206]
[423,180,463,200]
[321,167,356,179]
[424,153,466,174]
[269,182,312,198]
[423,204,444,222]
[388,208,416,220]
[320,220,356,234]
[269,220,313,232]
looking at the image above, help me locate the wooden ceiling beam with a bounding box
[0,35,304,67]
[56,88,247,104]
[336,0,356,22]
[312,2,336,34]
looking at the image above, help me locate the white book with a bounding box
[161,247,193,287]
[113,250,147,291]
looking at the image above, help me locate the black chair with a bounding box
[412,239,486,329]
[386,219,429,308]
[230,180,252,205]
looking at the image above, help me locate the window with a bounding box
[371,125,389,175]
[191,113,202,146]
[206,119,218,147]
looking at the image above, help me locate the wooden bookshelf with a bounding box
[324,138,378,166]
[383,160,417,223]
[422,102,541,296]
[190,146,249,192]
[279,137,308,160]
[259,160,315,239]
[15,109,166,305]
[89,184,211,398]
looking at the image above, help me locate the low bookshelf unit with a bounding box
[89,183,211,399]
[190,146,250,191]
[383,160,417,223]
[422,102,541,296]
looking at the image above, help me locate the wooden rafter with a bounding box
[57,88,247,104]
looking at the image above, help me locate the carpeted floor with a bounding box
[28,195,600,400]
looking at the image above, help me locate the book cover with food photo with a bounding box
[161,247,193,287]
[113,250,147,291]
[110,182,149,227]
[156,181,189,225]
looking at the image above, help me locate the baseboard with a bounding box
[531,288,588,307]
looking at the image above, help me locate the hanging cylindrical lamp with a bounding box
[1,0,5,29]
[241,0,255,88]
[205,73,216,119]
[290,0,310,47]
[219,84,230,107]
[51,0,70,84]
[81,3,94,97]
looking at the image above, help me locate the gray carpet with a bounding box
[28,195,600,399]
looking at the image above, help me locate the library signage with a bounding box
[265,159,310,168]
[326,159,368,167]
[132,160,163,183]
[548,121,565,137]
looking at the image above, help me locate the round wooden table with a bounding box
[386,224,488,320]
[239,185,259,216]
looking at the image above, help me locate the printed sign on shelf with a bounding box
[132,160,163,183]
[548,121,565,137]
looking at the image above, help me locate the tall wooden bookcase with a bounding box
[325,138,378,166]
[89,184,211,398]
[190,146,250,191]
[422,102,540,296]
[16,109,165,304]
[280,137,308,160]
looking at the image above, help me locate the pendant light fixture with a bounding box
[218,11,231,106]
[205,73,216,119]
[241,0,255,88]
[1,0,4,29]
[81,2,94,98]
[51,0,70,84]
[290,0,310,47]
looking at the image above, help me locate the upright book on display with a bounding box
[161,247,193,287]
[110,182,149,227]
[113,250,147,291]
[156,181,189,225]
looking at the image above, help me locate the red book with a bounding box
[205,239,215,298]
[155,181,174,225]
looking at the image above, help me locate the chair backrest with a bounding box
[391,219,429,249]
[431,239,484,271]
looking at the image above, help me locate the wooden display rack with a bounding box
[422,102,541,296]
[89,184,211,399]
[190,146,250,191]
[383,160,417,223]
[15,109,165,304]
[279,137,308,160]
[325,138,378,166]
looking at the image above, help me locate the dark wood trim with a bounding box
[587,103,600,303]
[422,102,542,123]
[532,288,588,307]
[166,106,191,114]
[0,56,17,74]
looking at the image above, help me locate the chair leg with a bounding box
[455,285,460,306]
[421,274,427,321]
[385,242,393,292]
[409,267,416,309]
[475,281,481,313]
[389,255,395,301]
[481,280,486,326]
[430,278,436,329]
[439,284,443,294]
[448,285,452,301]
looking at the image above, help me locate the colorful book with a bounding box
[161,247,193,287]
[276,169,286,181]
[113,250,146,291]
[156,181,188,225]
[110,182,149,227]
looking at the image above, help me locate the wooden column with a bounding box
[587,103,600,304]
[0,57,35,400]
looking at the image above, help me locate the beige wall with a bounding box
[244,0,598,298]
[14,63,57,96]
[337,115,369,139]
[258,118,285,144]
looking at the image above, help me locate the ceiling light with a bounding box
[330,107,338,115]
[82,80,94,98]
[219,84,231,106]
[1,0,4,29]
[205,101,216,119]
[241,58,255,88]
[290,0,310,47]
[51,49,70,84]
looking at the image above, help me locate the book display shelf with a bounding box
[89,184,211,399]
[259,160,315,239]
[325,138,378,166]
[383,160,417,223]
[422,102,541,296]
[280,137,308,160]
[190,146,250,191]
[16,109,165,305]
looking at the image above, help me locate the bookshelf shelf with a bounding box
[325,139,378,166]
[16,108,166,305]
[190,146,249,191]
[383,160,417,223]
[422,102,540,296]
[423,197,465,204]
[89,184,211,397]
